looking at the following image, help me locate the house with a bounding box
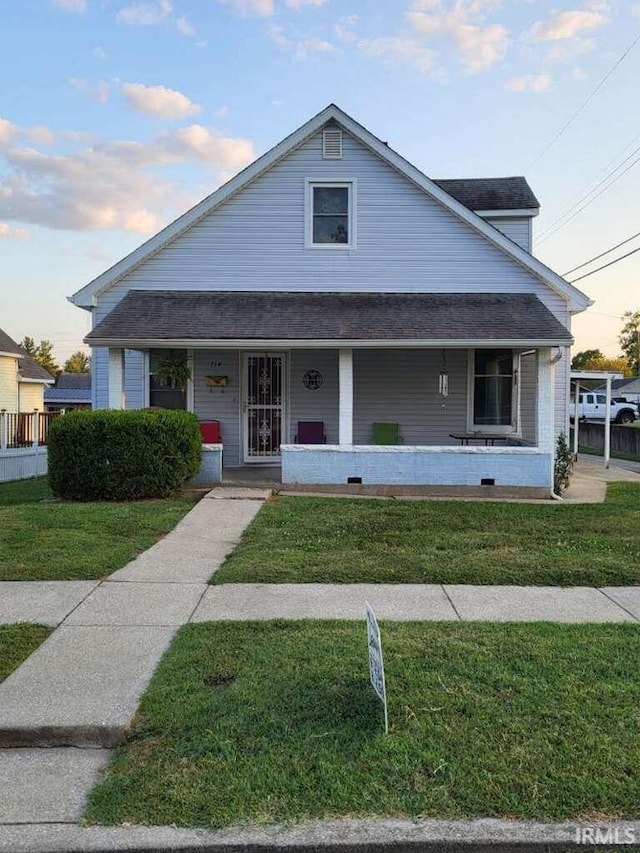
[596,376,640,405]
[69,104,592,496]
[44,372,92,412]
[0,327,54,414]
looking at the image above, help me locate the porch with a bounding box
[88,290,569,494]
[104,344,557,495]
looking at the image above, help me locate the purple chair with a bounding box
[295,421,326,444]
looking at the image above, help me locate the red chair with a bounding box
[295,421,326,444]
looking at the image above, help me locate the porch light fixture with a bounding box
[438,350,449,397]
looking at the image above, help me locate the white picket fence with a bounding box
[0,411,54,483]
[0,446,48,483]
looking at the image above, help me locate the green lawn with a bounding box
[86,621,640,827]
[214,483,640,586]
[0,624,50,682]
[0,478,196,581]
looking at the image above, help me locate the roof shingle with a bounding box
[86,290,571,345]
[432,177,539,211]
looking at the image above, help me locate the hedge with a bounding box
[48,409,202,500]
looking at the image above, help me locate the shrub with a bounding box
[554,431,573,496]
[48,409,201,501]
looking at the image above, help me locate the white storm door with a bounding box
[242,353,286,463]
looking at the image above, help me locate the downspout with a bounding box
[549,347,564,501]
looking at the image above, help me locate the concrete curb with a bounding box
[1,818,639,852]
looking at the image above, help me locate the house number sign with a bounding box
[302,369,323,390]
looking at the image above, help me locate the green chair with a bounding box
[372,422,403,445]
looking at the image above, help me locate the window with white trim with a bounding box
[306,182,354,247]
[472,349,516,430]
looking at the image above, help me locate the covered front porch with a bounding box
[87,290,570,495]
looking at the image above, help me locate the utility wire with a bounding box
[563,230,640,276]
[537,142,640,241]
[538,150,640,245]
[529,32,640,169]
[568,245,640,283]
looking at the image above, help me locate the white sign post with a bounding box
[365,601,388,734]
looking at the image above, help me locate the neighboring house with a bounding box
[44,372,92,412]
[70,104,592,495]
[0,327,54,413]
[596,376,640,405]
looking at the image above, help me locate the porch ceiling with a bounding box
[86,290,572,348]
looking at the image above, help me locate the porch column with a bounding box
[338,347,353,446]
[536,347,555,492]
[108,348,125,410]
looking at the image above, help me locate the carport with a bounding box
[570,370,623,468]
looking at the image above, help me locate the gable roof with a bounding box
[433,178,539,212]
[69,104,591,314]
[18,354,55,384]
[0,327,22,357]
[86,290,573,347]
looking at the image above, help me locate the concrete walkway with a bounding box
[0,491,266,827]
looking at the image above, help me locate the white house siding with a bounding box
[484,218,532,252]
[520,351,537,443]
[193,350,241,467]
[0,355,18,412]
[353,349,468,445]
[124,349,146,410]
[94,128,568,323]
[289,350,339,445]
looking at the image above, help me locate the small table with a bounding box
[449,433,508,447]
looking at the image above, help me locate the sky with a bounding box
[1,0,639,362]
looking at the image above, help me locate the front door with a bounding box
[242,353,286,463]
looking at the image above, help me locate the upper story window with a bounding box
[306,181,355,249]
[471,348,516,431]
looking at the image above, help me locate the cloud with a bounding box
[285,0,327,8]
[406,0,509,72]
[359,36,438,73]
[269,24,336,59]
[214,105,230,118]
[335,14,359,43]
[218,0,275,16]
[92,46,108,60]
[69,78,111,103]
[530,9,607,41]
[0,117,255,235]
[175,15,195,36]
[545,36,595,63]
[116,0,172,26]
[0,118,56,147]
[505,72,552,93]
[51,0,86,12]
[0,223,30,240]
[121,83,201,119]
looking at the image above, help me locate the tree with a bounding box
[619,310,640,376]
[64,350,91,373]
[20,337,59,377]
[571,349,604,370]
[21,336,37,357]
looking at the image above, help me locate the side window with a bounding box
[472,349,514,429]
[596,395,606,404]
[586,394,594,404]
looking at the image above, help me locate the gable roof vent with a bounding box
[323,127,342,159]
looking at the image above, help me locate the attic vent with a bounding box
[323,128,342,159]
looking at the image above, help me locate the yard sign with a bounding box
[365,601,389,734]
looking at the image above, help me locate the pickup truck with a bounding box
[570,393,639,424]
